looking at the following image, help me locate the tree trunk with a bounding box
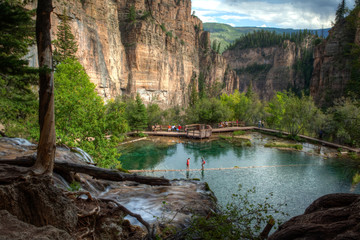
[0,157,171,186]
[34,0,56,175]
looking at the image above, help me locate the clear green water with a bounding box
[119,133,360,220]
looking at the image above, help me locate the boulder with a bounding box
[0,210,72,240]
[269,193,360,240]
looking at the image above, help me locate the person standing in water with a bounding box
[186,158,190,169]
[201,157,205,170]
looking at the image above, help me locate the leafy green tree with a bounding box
[126,94,148,132]
[220,90,264,125]
[265,92,288,129]
[52,9,78,66]
[326,98,360,146]
[0,0,38,137]
[281,93,322,136]
[54,58,123,168]
[186,98,232,124]
[356,0,360,7]
[266,91,322,136]
[147,103,163,127]
[105,97,130,137]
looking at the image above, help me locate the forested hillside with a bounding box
[203,22,329,53]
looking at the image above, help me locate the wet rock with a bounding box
[0,173,78,232]
[268,193,360,240]
[0,210,72,240]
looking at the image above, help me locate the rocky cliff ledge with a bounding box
[27,0,236,107]
[269,193,360,240]
[223,38,313,100]
[310,9,360,107]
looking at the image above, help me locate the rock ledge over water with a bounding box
[269,193,360,240]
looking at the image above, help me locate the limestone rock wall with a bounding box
[310,10,360,107]
[28,0,235,107]
[223,39,312,100]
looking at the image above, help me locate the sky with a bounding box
[192,0,357,29]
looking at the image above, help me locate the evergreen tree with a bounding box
[198,72,206,99]
[217,42,221,54]
[356,0,360,7]
[53,9,78,66]
[189,75,198,106]
[0,0,38,135]
[126,94,148,132]
[245,81,254,98]
[335,0,347,23]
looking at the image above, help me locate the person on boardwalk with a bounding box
[201,157,206,170]
[186,158,190,169]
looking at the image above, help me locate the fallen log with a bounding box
[0,156,171,186]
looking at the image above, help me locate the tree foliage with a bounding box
[220,90,264,125]
[183,185,287,240]
[335,0,347,24]
[0,0,38,136]
[125,94,148,132]
[326,98,360,147]
[265,92,323,136]
[54,59,128,168]
[226,29,314,51]
[186,98,232,124]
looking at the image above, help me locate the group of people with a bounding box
[186,157,206,170]
[258,120,265,128]
[168,125,182,132]
[218,120,240,128]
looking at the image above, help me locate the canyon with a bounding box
[25,1,360,107]
[27,0,236,107]
[222,8,360,104]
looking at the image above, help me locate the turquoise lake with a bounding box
[119,133,360,221]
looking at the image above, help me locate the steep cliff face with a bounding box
[28,0,235,107]
[310,9,360,107]
[223,39,313,100]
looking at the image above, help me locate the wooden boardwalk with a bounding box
[142,126,360,153]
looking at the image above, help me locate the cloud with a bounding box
[192,0,356,29]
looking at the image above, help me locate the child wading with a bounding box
[201,157,205,170]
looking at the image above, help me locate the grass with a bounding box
[219,135,232,140]
[265,142,303,150]
[352,172,360,185]
[233,130,246,136]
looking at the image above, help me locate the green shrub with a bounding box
[160,23,166,32]
[352,172,360,185]
[183,185,288,239]
[166,31,173,38]
[233,130,246,136]
[67,181,81,192]
[265,142,303,150]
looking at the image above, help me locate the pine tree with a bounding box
[0,0,38,129]
[126,94,148,132]
[53,9,78,66]
[335,0,347,23]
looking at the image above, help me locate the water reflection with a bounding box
[118,140,177,170]
[118,134,360,221]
